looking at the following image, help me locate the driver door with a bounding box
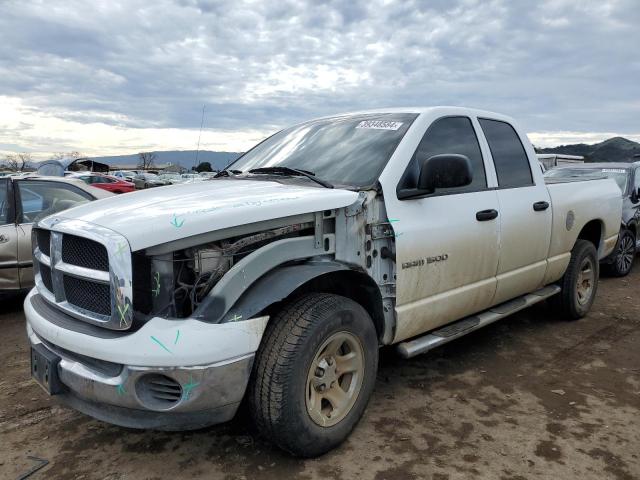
[386,116,500,343]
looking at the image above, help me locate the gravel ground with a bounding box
[1,263,639,480]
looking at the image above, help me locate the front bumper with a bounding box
[25,290,268,430]
[28,330,253,430]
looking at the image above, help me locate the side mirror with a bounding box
[416,154,473,192]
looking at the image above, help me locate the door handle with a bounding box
[0,234,8,244]
[476,209,499,221]
[533,201,550,211]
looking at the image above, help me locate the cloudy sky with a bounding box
[1,0,639,159]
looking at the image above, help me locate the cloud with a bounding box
[1,0,639,157]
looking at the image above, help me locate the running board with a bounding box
[396,285,561,359]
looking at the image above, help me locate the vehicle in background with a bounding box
[132,172,168,189]
[537,154,584,170]
[545,162,640,276]
[112,170,138,182]
[179,173,205,183]
[0,176,112,292]
[25,107,622,457]
[199,171,218,178]
[158,173,184,184]
[0,171,13,177]
[73,173,136,194]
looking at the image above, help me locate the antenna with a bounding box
[194,104,206,170]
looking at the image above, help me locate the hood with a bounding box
[52,179,359,251]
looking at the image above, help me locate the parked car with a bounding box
[133,172,168,189]
[0,176,112,292]
[25,107,621,457]
[158,173,184,184]
[112,170,138,182]
[73,173,136,194]
[545,161,640,276]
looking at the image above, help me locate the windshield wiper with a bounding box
[248,166,334,189]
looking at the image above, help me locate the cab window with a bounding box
[398,116,487,195]
[479,119,533,188]
[17,181,92,223]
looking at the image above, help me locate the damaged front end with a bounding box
[134,221,316,321]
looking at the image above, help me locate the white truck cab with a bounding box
[25,107,622,457]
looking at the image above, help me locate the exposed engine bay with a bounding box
[138,222,314,319]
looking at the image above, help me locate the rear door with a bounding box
[478,118,552,304]
[388,116,501,343]
[0,179,19,290]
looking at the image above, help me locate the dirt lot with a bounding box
[1,264,639,480]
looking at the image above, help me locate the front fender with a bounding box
[191,235,337,323]
[219,262,349,323]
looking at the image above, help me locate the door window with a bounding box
[0,180,11,225]
[479,119,533,188]
[17,181,92,223]
[399,116,487,195]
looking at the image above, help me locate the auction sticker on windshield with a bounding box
[602,169,626,173]
[356,120,403,130]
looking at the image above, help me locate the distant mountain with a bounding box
[537,137,640,163]
[87,150,243,170]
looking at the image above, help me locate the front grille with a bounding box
[34,222,132,331]
[62,234,109,271]
[63,275,111,316]
[40,263,53,292]
[35,229,51,256]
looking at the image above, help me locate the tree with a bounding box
[3,153,32,171]
[195,161,212,172]
[138,151,157,170]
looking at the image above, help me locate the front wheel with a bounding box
[602,229,636,277]
[551,239,599,320]
[248,293,378,457]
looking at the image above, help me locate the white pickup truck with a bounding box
[25,107,622,457]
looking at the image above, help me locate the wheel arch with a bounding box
[223,263,387,342]
[576,219,603,252]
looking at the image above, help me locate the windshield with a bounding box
[228,113,418,187]
[545,167,629,193]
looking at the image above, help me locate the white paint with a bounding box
[377,106,623,343]
[52,179,358,251]
[25,289,269,367]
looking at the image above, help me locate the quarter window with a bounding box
[399,116,487,194]
[479,119,533,188]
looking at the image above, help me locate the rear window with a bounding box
[479,119,533,188]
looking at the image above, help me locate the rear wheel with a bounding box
[602,229,636,277]
[248,293,378,457]
[551,239,599,319]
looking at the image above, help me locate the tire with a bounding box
[602,229,636,277]
[551,239,599,320]
[248,293,379,457]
